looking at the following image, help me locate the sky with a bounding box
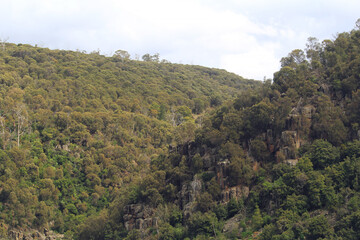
[0,0,359,80]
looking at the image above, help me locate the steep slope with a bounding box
[0,43,259,238]
[87,24,360,240]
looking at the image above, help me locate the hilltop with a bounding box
[1,21,360,240]
[0,43,259,239]
[76,22,360,240]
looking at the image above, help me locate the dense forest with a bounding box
[0,42,258,239]
[1,22,360,240]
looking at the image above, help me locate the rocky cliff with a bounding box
[123,204,158,232]
[7,228,63,240]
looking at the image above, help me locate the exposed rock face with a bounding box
[279,130,300,160]
[276,130,302,164]
[302,105,316,119]
[284,159,299,166]
[214,157,250,203]
[318,83,331,95]
[179,175,202,218]
[281,130,299,148]
[221,185,249,203]
[55,144,70,152]
[123,204,158,232]
[286,100,314,130]
[216,159,230,189]
[8,230,23,240]
[274,103,315,164]
[223,213,243,234]
[7,228,62,240]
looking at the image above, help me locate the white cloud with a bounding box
[220,44,280,80]
[0,0,359,80]
[96,0,292,79]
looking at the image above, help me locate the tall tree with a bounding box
[14,104,28,147]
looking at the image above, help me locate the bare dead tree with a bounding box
[0,115,6,149]
[0,115,5,137]
[13,104,28,147]
[166,107,177,126]
[0,114,13,149]
[0,37,9,51]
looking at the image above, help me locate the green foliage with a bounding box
[312,96,347,146]
[0,42,259,238]
[213,204,227,220]
[251,205,263,230]
[227,198,242,218]
[158,223,185,240]
[307,139,340,170]
[179,24,360,240]
[191,153,203,173]
[76,211,109,240]
[244,100,274,137]
[1,20,360,240]
[169,205,183,227]
[187,211,220,237]
[174,121,196,145]
[250,138,271,162]
[273,66,298,93]
[228,157,253,186]
[206,177,221,201]
[341,140,360,159]
[306,215,333,239]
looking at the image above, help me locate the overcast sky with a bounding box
[0,0,359,80]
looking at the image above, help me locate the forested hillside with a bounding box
[0,43,258,239]
[1,23,360,240]
[73,24,360,239]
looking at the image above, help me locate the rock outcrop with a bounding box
[7,228,62,240]
[216,159,230,189]
[123,204,158,232]
[274,102,315,165]
[179,175,203,218]
[301,105,316,119]
[221,185,249,203]
[223,213,244,234]
[279,130,300,160]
